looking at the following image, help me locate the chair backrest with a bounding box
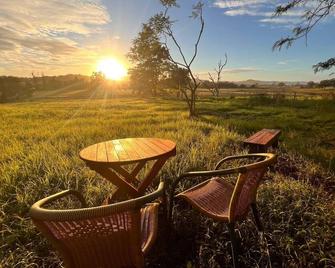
[30,182,164,268]
[228,153,276,221]
[33,210,143,268]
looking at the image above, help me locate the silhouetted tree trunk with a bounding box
[150,0,205,117]
[208,54,227,97]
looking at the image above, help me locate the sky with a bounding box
[0,0,334,81]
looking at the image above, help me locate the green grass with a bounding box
[198,96,335,171]
[0,97,334,267]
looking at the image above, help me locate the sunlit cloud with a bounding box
[0,0,110,35]
[0,0,111,76]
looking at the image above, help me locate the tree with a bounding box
[149,0,205,117]
[307,81,316,88]
[208,55,228,97]
[320,78,335,88]
[273,0,335,74]
[163,66,190,97]
[90,71,105,90]
[128,24,171,96]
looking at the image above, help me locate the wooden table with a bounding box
[243,129,281,153]
[79,138,176,201]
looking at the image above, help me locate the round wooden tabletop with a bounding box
[79,138,176,165]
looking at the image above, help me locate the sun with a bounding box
[96,58,127,80]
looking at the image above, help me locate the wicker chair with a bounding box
[30,181,165,268]
[169,153,276,267]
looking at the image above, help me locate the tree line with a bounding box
[0,76,34,102]
[0,74,90,102]
[319,79,335,88]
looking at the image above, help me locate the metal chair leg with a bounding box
[251,203,263,232]
[161,190,168,222]
[228,222,239,268]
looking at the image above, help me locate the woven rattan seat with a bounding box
[30,181,165,268]
[177,177,233,220]
[169,153,277,268]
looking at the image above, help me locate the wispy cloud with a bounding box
[199,66,261,79]
[213,0,269,9]
[0,0,111,75]
[213,0,307,26]
[277,59,298,65]
[224,9,271,17]
[225,67,262,73]
[259,17,301,25]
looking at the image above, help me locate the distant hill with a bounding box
[235,79,308,86]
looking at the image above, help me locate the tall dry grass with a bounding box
[0,98,334,267]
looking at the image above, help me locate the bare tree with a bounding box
[150,0,205,117]
[31,72,39,91]
[208,54,228,97]
[272,0,335,74]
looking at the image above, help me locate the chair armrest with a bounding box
[171,167,245,194]
[30,181,165,221]
[30,190,87,219]
[214,153,269,170]
[129,180,165,206]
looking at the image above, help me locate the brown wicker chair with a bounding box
[169,153,276,267]
[30,181,165,268]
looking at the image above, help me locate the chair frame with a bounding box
[168,153,276,267]
[30,181,165,267]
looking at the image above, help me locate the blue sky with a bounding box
[0,0,334,81]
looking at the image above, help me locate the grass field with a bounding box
[1,96,334,267]
[199,96,335,171]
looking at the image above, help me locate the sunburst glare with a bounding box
[96,58,127,80]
